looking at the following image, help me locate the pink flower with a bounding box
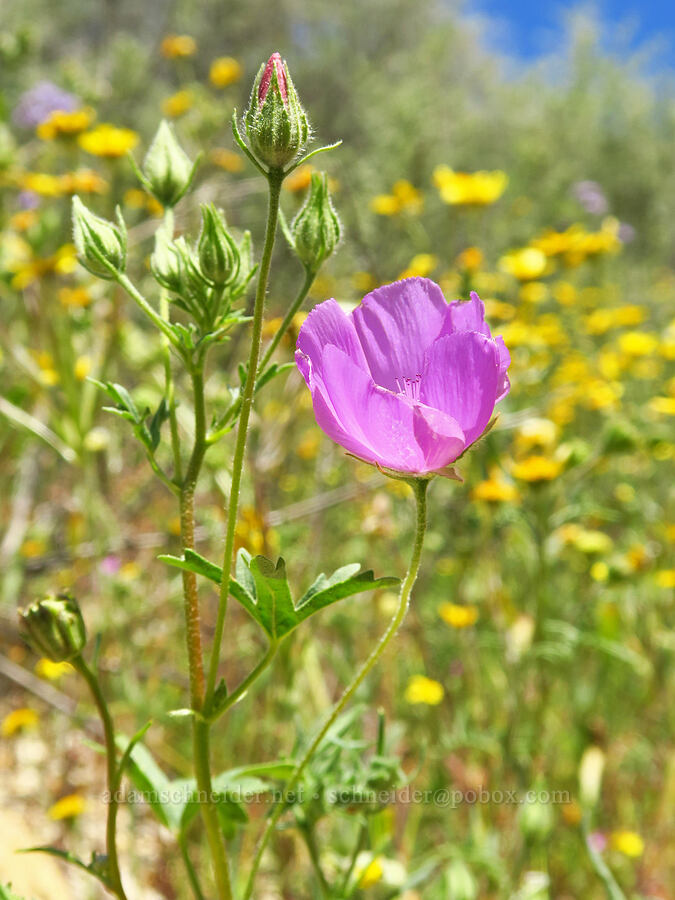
[258,52,287,105]
[295,278,510,475]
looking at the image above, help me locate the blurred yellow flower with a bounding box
[471,471,519,503]
[283,163,314,192]
[209,56,243,88]
[48,793,86,820]
[511,455,563,482]
[75,355,92,380]
[19,172,64,196]
[297,428,321,460]
[456,246,484,272]
[515,417,558,452]
[433,165,507,206]
[78,124,139,158]
[35,659,74,680]
[439,602,479,628]
[484,299,515,320]
[499,247,547,282]
[357,857,384,888]
[371,180,423,216]
[590,561,610,582]
[552,280,577,306]
[59,286,93,308]
[1,707,39,736]
[353,271,378,293]
[209,147,245,173]
[9,210,38,231]
[404,675,444,705]
[37,107,95,140]
[60,169,108,194]
[618,331,659,356]
[610,830,644,858]
[655,569,675,588]
[160,34,197,58]
[519,281,548,304]
[398,253,438,279]
[162,89,194,118]
[649,397,675,416]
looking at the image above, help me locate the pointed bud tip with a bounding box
[259,52,287,104]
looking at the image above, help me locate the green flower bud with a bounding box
[291,172,341,270]
[151,231,184,293]
[20,593,86,662]
[142,120,197,208]
[245,52,310,170]
[444,859,477,900]
[519,790,554,842]
[197,204,240,286]
[72,195,126,279]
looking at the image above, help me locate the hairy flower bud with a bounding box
[142,120,197,207]
[245,52,309,169]
[72,195,126,279]
[291,172,340,270]
[151,231,185,293]
[197,203,240,286]
[20,593,86,662]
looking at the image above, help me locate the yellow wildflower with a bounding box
[48,794,87,820]
[499,247,547,282]
[471,471,519,503]
[371,193,400,215]
[75,355,92,380]
[552,280,577,306]
[433,165,508,205]
[610,830,644,858]
[618,331,659,356]
[160,34,197,58]
[484,299,515,320]
[162,89,193,118]
[371,180,423,216]
[353,271,377,293]
[398,253,438,279]
[19,172,64,196]
[649,397,675,416]
[1,707,39,737]
[78,124,139,158]
[357,857,384,888]
[439,603,479,628]
[297,429,321,460]
[283,163,314,192]
[37,107,95,140]
[590,561,610,582]
[519,281,548,304]
[209,147,245,172]
[35,659,74,681]
[209,56,243,88]
[59,169,108,195]
[456,246,484,272]
[511,455,563,482]
[9,210,38,231]
[59,286,92,308]
[515,417,558,452]
[655,570,675,589]
[404,675,444,705]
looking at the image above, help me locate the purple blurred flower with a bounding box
[588,831,607,853]
[17,190,40,210]
[618,222,636,244]
[572,180,608,215]
[99,555,121,576]
[12,81,78,129]
[295,278,510,475]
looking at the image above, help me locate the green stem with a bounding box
[73,656,127,900]
[582,815,627,900]
[205,169,284,710]
[178,363,233,899]
[179,830,206,900]
[341,820,368,897]
[158,207,183,483]
[210,641,278,721]
[116,273,179,348]
[299,823,330,898]
[257,266,316,375]
[243,478,430,899]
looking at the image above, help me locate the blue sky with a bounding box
[466,1,675,67]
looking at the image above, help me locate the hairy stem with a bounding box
[205,169,284,710]
[73,657,127,900]
[257,265,316,375]
[243,478,430,899]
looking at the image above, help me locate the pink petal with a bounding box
[442,290,490,336]
[420,332,501,446]
[352,277,448,391]
[297,298,370,379]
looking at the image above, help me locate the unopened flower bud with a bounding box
[291,172,340,270]
[198,204,240,286]
[20,593,86,662]
[519,790,554,842]
[151,231,184,293]
[245,52,309,170]
[142,120,196,207]
[72,195,126,279]
[444,860,477,900]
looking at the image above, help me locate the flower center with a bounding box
[395,374,422,402]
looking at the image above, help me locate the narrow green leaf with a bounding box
[19,847,112,889]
